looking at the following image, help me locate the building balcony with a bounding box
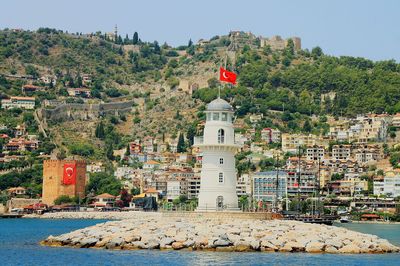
[194,136,204,145]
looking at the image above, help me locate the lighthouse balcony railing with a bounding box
[193,136,241,146]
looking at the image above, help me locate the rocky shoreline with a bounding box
[41,217,400,254]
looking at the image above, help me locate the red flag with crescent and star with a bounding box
[219,67,237,85]
[63,163,77,185]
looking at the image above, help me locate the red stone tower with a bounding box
[42,160,86,205]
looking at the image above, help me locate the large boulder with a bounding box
[159,237,174,248]
[172,241,185,250]
[338,244,361,254]
[305,241,325,253]
[214,238,231,247]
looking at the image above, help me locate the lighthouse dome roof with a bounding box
[206,98,233,112]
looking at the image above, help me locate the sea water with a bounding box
[0,219,399,266]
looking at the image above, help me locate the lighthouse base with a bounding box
[195,206,241,212]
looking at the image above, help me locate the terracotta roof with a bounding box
[361,214,381,218]
[145,160,160,165]
[9,96,35,101]
[23,84,43,89]
[68,88,91,92]
[7,187,26,192]
[95,193,116,199]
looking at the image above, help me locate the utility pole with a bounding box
[297,145,301,213]
[274,154,280,212]
[317,154,321,216]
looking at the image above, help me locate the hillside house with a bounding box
[1,97,35,109]
[143,160,161,171]
[22,84,45,93]
[92,193,116,207]
[7,187,27,197]
[67,88,91,97]
[261,128,281,144]
[5,138,39,151]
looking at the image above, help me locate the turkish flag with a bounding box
[63,163,76,185]
[219,67,237,85]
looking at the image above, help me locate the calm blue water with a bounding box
[0,219,399,266]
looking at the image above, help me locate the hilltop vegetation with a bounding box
[1,28,400,156]
[194,43,400,118]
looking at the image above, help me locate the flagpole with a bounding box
[219,51,228,99]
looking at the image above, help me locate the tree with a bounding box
[187,45,195,56]
[106,144,114,160]
[25,65,39,78]
[87,172,121,196]
[177,132,186,153]
[119,189,132,207]
[154,41,161,54]
[207,77,218,88]
[188,39,193,47]
[56,148,67,160]
[125,143,130,156]
[186,124,196,146]
[69,143,94,157]
[124,34,130,44]
[132,32,139,45]
[76,75,83,87]
[285,38,295,57]
[95,121,105,139]
[117,35,123,44]
[303,120,312,133]
[311,46,323,58]
[54,195,75,205]
[131,187,140,196]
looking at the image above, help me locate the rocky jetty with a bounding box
[41,217,399,254]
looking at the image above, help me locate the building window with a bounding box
[221,112,227,121]
[218,172,224,183]
[218,129,225,143]
[219,158,224,164]
[213,112,220,121]
[206,113,211,121]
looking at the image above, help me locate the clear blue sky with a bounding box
[2,0,399,61]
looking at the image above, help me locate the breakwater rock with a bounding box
[41,218,399,254]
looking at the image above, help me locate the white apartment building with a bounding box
[374,171,400,197]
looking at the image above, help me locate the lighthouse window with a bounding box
[218,172,224,183]
[218,129,225,143]
[219,158,224,164]
[213,113,219,121]
[221,113,228,121]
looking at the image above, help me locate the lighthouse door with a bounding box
[216,196,224,211]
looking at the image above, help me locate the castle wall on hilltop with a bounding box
[41,101,135,122]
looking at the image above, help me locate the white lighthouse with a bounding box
[194,97,240,211]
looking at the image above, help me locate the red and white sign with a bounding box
[63,163,76,185]
[219,67,237,85]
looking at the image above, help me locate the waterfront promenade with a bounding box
[25,211,278,220]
